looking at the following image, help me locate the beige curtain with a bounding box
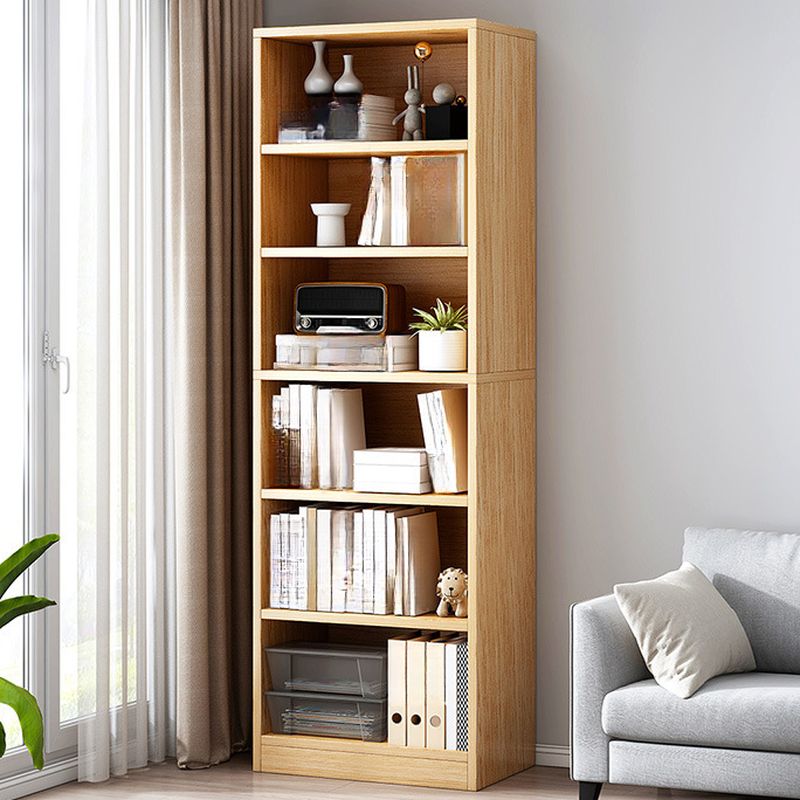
[169,0,261,768]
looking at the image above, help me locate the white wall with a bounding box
[263,0,800,754]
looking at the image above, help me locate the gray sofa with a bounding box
[570,527,800,800]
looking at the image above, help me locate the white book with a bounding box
[298,506,317,611]
[353,476,433,495]
[387,507,423,615]
[372,507,388,615]
[279,512,291,608]
[417,389,468,493]
[362,508,375,614]
[289,514,304,609]
[347,511,364,613]
[390,156,408,246]
[354,463,430,483]
[329,389,366,490]
[399,511,441,616]
[331,509,352,612]
[316,389,332,489]
[376,157,392,245]
[269,514,281,608]
[417,393,443,490]
[299,384,318,489]
[316,508,332,611]
[358,158,381,246]
[354,447,428,467]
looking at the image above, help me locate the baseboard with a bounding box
[0,756,77,800]
[536,743,570,769]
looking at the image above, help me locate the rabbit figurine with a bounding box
[392,65,426,140]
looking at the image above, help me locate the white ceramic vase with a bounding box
[311,203,351,247]
[304,40,334,95]
[333,54,363,95]
[417,330,467,371]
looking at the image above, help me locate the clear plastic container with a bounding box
[274,334,417,372]
[266,690,387,741]
[266,642,388,698]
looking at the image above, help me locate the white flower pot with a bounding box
[417,330,467,372]
[311,203,351,247]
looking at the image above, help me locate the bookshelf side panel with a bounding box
[469,377,536,789]
[468,29,536,374]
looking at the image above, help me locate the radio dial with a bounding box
[365,317,379,330]
[300,316,312,329]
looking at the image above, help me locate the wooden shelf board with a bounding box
[261,488,468,507]
[259,733,468,789]
[260,246,468,259]
[252,17,537,44]
[261,607,468,632]
[261,733,467,762]
[262,140,467,158]
[254,369,471,384]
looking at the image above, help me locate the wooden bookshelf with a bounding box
[253,18,536,792]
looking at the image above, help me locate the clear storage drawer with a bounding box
[266,690,388,742]
[266,642,388,699]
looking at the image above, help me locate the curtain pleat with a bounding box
[169,0,260,768]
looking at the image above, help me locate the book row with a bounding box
[271,385,468,494]
[269,505,445,616]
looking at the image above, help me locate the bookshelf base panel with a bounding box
[259,734,469,790]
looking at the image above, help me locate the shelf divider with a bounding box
[261,487,468,507]
[261,140,468,158]
[261,245,467,259]
[261,607,468,632]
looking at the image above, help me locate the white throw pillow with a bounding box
[614,561,756,699]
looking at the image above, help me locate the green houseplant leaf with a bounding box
[0,596,56,631]
[409,299,468,333]
[0,534,59,599]
[0,678,44,769]
[0,534,59,770]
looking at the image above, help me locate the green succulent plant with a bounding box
[0,534,59,769]
[409,299,468,333]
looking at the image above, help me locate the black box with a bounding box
[425,104,468,140]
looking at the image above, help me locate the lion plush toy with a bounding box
[436,567,468,618]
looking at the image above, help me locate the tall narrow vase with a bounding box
[304,40,333,95]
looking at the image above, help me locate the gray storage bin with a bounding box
[266,690,387,741]
[266,642,387,699]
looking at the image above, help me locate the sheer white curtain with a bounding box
[76,0,175,782]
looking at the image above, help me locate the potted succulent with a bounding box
[410,299,468,371]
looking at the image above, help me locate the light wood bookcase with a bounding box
[252,19,536,792]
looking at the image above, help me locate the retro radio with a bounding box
[294,282,406,335]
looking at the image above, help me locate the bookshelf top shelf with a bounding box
[261,246,467,259]
[253,18,536,45]
[261,607,468,632]
[262,141,468,158]
[261,487,468,507]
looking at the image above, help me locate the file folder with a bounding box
[387,632,418,747]
[406,632,437,748]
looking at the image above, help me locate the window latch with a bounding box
[42,331,70,395]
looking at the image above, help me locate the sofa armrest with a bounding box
[570,594,649,782]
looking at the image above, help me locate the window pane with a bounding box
[0,0,27,751]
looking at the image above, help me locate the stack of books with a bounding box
[387,633,469,750]
[417,389,468,493]
[358,154,466,247]
[269,505,441,617]
[353,448,432,494]
[358,94,396,140]
[272,386,366,489]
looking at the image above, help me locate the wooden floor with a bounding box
[33,755,752,800]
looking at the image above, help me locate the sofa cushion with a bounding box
[602,672,800,753]
[683,527,800,674]
[613,562,755,698]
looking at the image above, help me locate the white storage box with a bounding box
[274,334,417,372]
